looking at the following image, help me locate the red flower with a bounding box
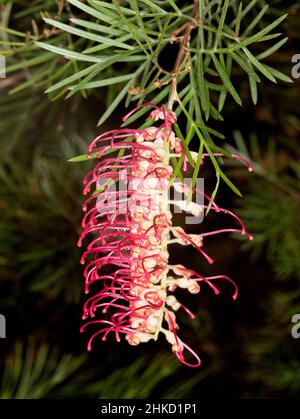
[78,104,252,367]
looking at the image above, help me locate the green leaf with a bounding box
[230,14,288,51]
[230,0,258,29]
[97,62,147,125]
[178,100,242,197]
[170,124,194,184]
[35,42,105,63]
[5,53,53,74]
[68,143,126,162]
[214,0,230,48]
[196,54,210,119]
[249,74,258,105]
[218,54,232,112]
[43,18,133,50]
[257,33,282,43]
[0,25,36,39]
[83,34,132,53]
[138,0,167,14]
[206,172,220,214]
[90,0,136,16]
[113,0,154,57]
[67,0,116,24]
[243,47,277,82]
[173,124,195,168]
[263,64,293,83]
[9,60,58,94]
[165,0,181,15]
[191,142,204,191]
[69,18,124,37]
[198,125,225,140]
[230,50,261,82]
[242,5,269,37]
[67,56,137,99]
[129,0,153,53]
[69,74,134,90]
[234,2,243,36]
[256,37,288,61]
[68,152,98,162]
[45,63,100,93]
[211,53,242,106]
[209,103,224,121]
[198,0,205,47]
[98,83,131,126]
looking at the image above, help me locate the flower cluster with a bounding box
[78,104,252,367]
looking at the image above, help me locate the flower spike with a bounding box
[79,104,252,367]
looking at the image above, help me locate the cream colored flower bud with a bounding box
[126,334,140,346]
[188,282,200,294]
[166,295,181,311]
[177,277,190,288]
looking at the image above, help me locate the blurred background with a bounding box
[0,0,300,399]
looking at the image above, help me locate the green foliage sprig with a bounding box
[1,0,291,198]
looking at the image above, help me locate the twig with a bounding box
[167,0,199,109]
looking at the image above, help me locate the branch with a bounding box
[167,1,199,109]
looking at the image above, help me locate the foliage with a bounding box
[0,338,87,399]
[0,127,90,302]
[243,289,300,397]
[227,132,300,280]
[0,338,181,398]
[225,129,300,397]
[1,0,291,198]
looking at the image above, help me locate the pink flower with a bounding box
[78,104,252,367]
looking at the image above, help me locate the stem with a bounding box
[167,0,199,110]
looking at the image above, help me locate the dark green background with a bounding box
[0,0,299,399]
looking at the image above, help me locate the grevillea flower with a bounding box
[78,104,253,367]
